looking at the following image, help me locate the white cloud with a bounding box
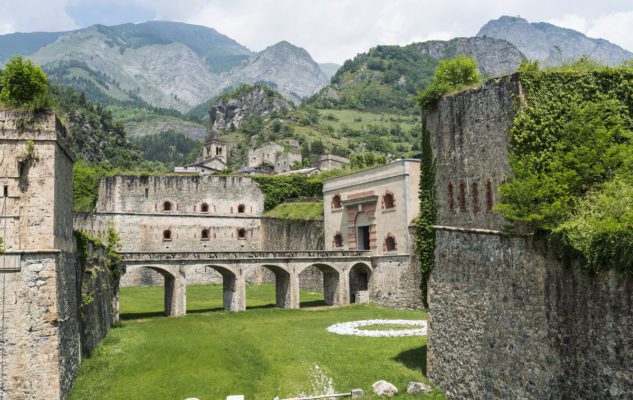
[586,11,633,53]
[0,0,632,62]
[548,14,588,33]
[0,0,77,33]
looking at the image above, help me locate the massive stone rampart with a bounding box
[425,74,633,399]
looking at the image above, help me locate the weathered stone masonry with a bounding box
[425,74,633,399]
[0,110,118,400]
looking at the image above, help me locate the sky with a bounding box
[0,0,632,64]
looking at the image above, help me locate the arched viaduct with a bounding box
[118,250,373,316]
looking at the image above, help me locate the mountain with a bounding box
[308,36,523,113]
[209,84,294,131]
[0,21,329,112]
[477,16,633,66]
[228,41,329,103]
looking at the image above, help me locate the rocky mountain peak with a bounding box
[477,15,633,66]
[209,84,295,131]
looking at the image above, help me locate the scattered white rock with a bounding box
[326,319,427,337]
[372,380,398,397]
[351,388,365,398]
[407,381,432,395]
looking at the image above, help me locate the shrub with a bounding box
[417,55,481,109]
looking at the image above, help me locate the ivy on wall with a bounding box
[415,118,437,308]
[496,68,633,273]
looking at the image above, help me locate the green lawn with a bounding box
[70,284,443,400]
[263,202,324,221]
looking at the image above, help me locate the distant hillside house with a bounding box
[174,127,228,175]
[312,154,350,171]
[247,141,302,174]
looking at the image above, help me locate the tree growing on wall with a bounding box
[0,56,49,108]
[417,55,482,109]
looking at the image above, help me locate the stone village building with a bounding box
[173,127,229,174]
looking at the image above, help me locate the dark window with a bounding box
[237,204,246,214]
[216,147,222,156]
[163,201,172,212]
[459,182,466,212]
[144,188,149,198]
[3,185,7,197]
[163,230,172,241]
[238,228,247,239]
[332,194,342,209]
[486,180,494,212]
[448,183,454,212]
[201,229,209,240]
[385,235,396,252]
[472,181,480,214]
[201,203,209,213]
[357,226,370,250]
[383,192,395,209]
[334,233,343,248]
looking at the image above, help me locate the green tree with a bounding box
[0,56,48,107]
[418,55,481,109]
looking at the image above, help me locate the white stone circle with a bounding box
[326,319,427,337]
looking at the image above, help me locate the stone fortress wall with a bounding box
[0,110,117,400]
[425,74,633,399]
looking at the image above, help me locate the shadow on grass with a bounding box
[121,307,225,320]
[299,299,327,308]
[393,345,427,375]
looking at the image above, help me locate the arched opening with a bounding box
[237,228,247,240]
[200,203,209,213]
[299,264,340,307]
[333,232,343,248]
[332,193,342,209]
[163,201,172,212]
[119,265,184,318]
[237,204,246,214]
[349,263,372,304]
[196,265,243,312]
[201,229,210,241]
[383,191,395,209]
[162,229,172,241]
[384,233,397,252]
[244,265,292,309]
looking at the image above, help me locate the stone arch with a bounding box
[349,262,372,304]
[245,264,294,308]
[298,263,342,307]
[162,229,172,241]
[121,265,185,317]
[162,200,173,212]
[205,265,244,311]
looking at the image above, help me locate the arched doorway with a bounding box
[205,265,244,311]
[349,263,372,304]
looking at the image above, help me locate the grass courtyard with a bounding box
[69,284,444,400]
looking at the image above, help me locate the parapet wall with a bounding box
[429,231,633,399]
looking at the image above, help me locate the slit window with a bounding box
[144,188,149,198]
[448,183,454,213]
[3,185,7,197]
[459,182,466,212]
[486,180,494,212]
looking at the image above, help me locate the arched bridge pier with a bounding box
[119,250,373,316]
